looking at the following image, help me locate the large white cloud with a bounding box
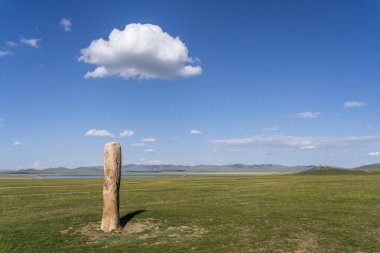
[85,129,114,138]
[79,23,202,79]
[211,135,380,149]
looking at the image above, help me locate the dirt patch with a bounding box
[79,223,103,244]
[137,224,208,243]
[166,225,207,238]
[124,222,145,233]
[60,227,73,235]
[124,218,158,234]
[60,218,161,245]
[293,232,318,253]
[62,219,207,246]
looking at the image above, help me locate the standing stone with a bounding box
[101,142,122,232]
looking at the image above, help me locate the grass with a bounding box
[0,175,379,252]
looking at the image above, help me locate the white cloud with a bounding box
[79,23,202,80]
[60,18,72,32]
[85,129,114,138]
[0,50,11,57]
[141,138,157,143]
[299,145,316,149]
[84,66,107,78]
[131,143,145,147]
[211,135,380,149]
[120,130,134,137]
[13,141,22,146]
[30,161,42,170]
[20,38,41,48]
[146,159,163,165]
[344,101,366,109]
[22,161,42,170]
[145,148,155,153]
[171,137,180,140]
[190,129,202,135]
[6,41,18,47]
[263,126,279,131]
[296,112,320,119]
[0,118,4,127]
[367,151,380,157]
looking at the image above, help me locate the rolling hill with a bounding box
[354,163,380,172]
[4,164,314,175]
[298,166,369,175]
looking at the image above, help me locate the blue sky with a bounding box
[1,0,379,169]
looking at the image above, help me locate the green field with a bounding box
[1,175,379,252]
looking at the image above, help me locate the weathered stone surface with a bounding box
[101,142,122,232]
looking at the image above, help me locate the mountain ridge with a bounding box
[4,163,380,175]
[5,164,314,175]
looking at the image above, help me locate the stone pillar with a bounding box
[101,142,122,232]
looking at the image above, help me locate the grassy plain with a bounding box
[0,175,379,252]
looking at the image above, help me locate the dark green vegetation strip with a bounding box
[0,175,379,253]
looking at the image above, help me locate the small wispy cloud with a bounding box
[6,41,18,47]
[263,126,279,132]
[20,38,41,48]
[119,130,134,137]
[145,148,155,153]
[13,141,22,146]
[296,112,320,119]
[131,143,146,147]
[85,129,114,138]
[367,151,379,157]
[20,161,42,170]
[0,118,4,127]
[146,159,163,165]
[299,145,316,149]
[344,101,366,109]
[60,18,72,32]
[211,135,380,149]
[141,138,157,143]
[0,50,11,57]
[190,129,202,135]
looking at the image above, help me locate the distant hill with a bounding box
[354,163,380,172]
[9,166,103,175]
[4,164,314,175]
[6,164,380,176]
[298,166,369,175]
